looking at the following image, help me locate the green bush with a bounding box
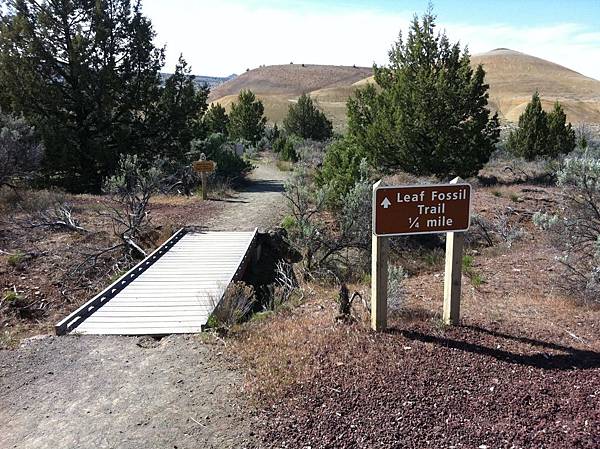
[507,92,576,160]
[7,252,25,267]
[283,93,333,141]
[317,137,368,206]
[190,134,253,183]
[273,136,298,162]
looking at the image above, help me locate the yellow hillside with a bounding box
[210,50,600,130]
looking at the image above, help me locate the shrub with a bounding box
[388,265,406,312]
[273,136,297,162]
[533,152,600,303]
[190,134,253,183]
[317,136,368,206]
[283,93,333,141]
[283,165,372,279]
[507,93,576,160]
[295,139,328,168]
[7,251,25,267]
[103,154,163,255]
[0,112,44,187]
[209,282,255,328]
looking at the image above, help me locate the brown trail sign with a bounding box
[371,178,472,331]
[373,183,471,236]
[192,154,216,200]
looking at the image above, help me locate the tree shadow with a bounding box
[243,179,285,193]
[209,198,249,204]
[391,324,600,371]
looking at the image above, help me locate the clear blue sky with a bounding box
[142,0,600,79]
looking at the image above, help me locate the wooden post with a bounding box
[443,176,466,325]
[371,232,389,331]
[201,172,208,200]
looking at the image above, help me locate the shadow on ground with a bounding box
[242,179,285,193]
[391,324,600,370]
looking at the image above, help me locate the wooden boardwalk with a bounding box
[55,229,257,335]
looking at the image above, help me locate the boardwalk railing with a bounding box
[55,228,187,335]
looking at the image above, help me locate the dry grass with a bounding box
[231,283,370,403]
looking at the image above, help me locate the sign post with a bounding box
[192,153,216,200]
[443,177,466,325]
[371,181,389,331]
[371,178,471,330]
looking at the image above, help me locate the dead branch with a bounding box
[20,203,87,233]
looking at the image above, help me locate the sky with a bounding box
[142,0,600,80]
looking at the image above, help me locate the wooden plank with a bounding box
[93,310,212,317]
[81,316,206,323]
[73,326,202,335]
[76,321,208,329]
[370,233,389,332]
[59,229,258,335]
[54,228,187,335]
[443,177,466,326]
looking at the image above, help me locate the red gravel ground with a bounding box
[236,184,600,448]
[249,318,599,449]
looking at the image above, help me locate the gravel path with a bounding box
[201,159,288,232]
[0,159,287,449]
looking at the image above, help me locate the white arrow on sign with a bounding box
[381,197,392,209]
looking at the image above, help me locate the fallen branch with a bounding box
[21,203,87,233]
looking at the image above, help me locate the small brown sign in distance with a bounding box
[373,183,471,236]
[192,160,216,173]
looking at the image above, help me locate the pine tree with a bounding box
[204,103,230,136]
[283,93,333,141]
[508,94,575,160]
[547,101,576,157]
[149,55,209,162]
[0,0,165,192]
[507,92,549,160]
[346,9,500,179]
[227,90,267,145]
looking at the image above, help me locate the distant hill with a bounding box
[208,64,372,130]
[470,48,600,123]
[209,50,600,130]
[160,73,237,89]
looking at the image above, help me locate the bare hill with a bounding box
[209,64,372,99]
[209,65,371,130]
[210,51,600,129]
[471,48,600,123]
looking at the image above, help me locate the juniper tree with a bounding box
[148,55,209,163]
[547,101,576,157]
[346,9,500,179]
[0,0,166,192]
[204,103,230,136]
[508,94,576,160]
[283,93,333,141]
[227,90,267,145]
[507,92,549,160]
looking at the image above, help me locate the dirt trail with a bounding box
[203,159,288,232]
[0,160,288,449]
